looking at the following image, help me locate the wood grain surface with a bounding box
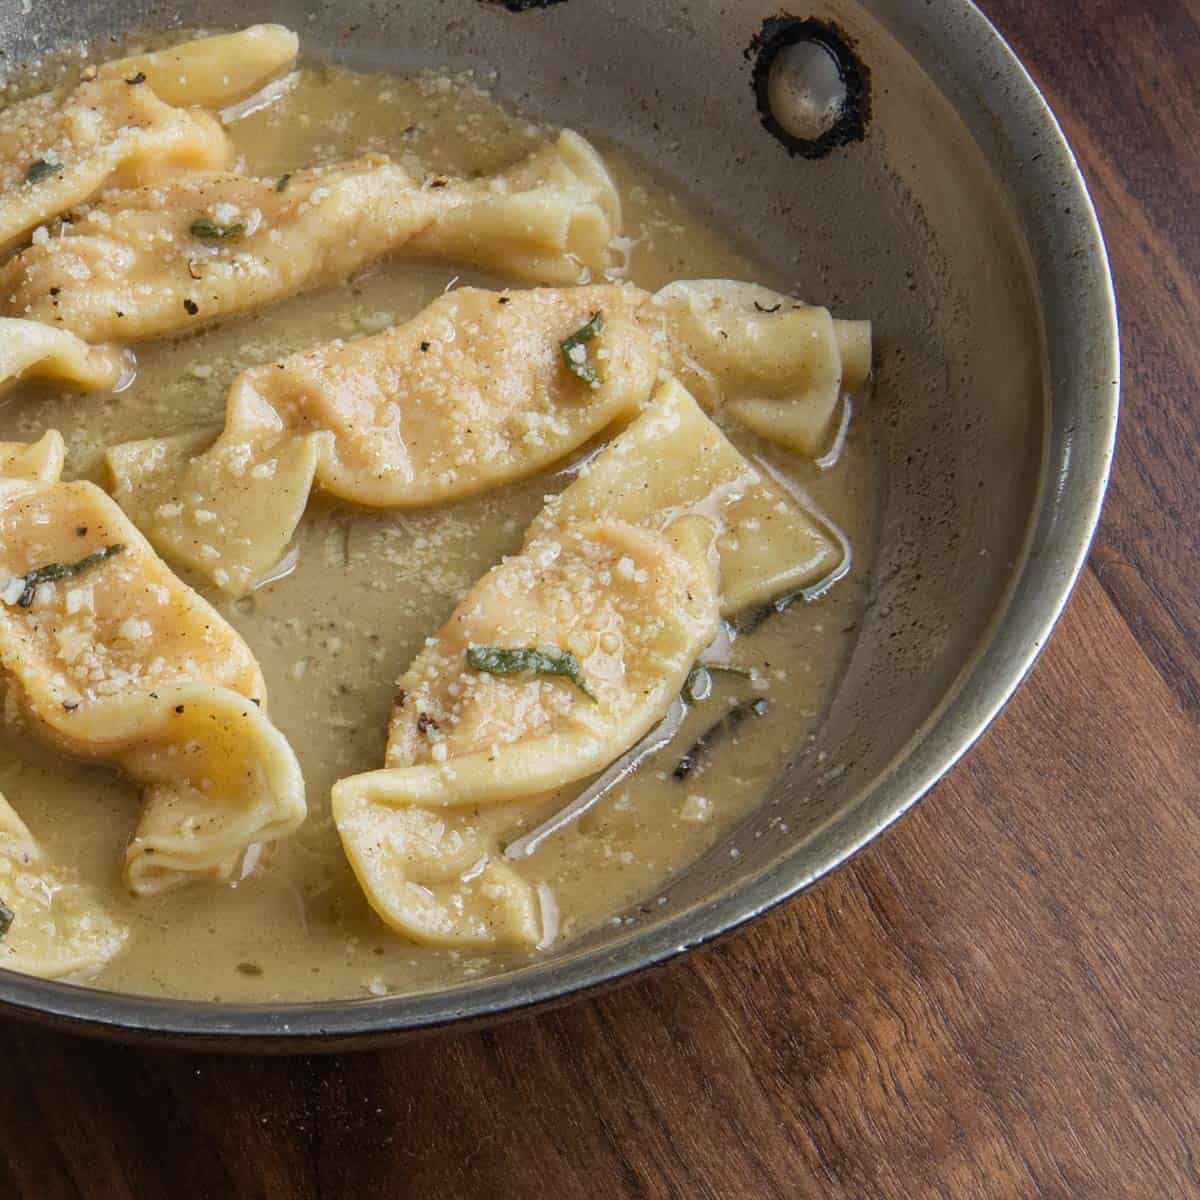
[1,2,1197,1196]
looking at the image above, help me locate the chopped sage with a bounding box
[0,898,12,940]
[190,217,246,242]
[17,544,125,609]
[25,158,62,185]
[275,173,292,192]
[560,311,604,386]
[673,697,770,780]
[466,644,596,701]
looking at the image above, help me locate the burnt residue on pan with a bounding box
[478,0,569,11]
[747,16,871,159]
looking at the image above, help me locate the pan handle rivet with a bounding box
[749,17,870,158]
[766,38,847,142]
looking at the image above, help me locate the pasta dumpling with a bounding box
[97,25,300,110]
[407,130,620,285]
[0,158,430,345]
[0,132,620,344]
[656,280,872,456]
[0,318,128,395]
[106,426,320,596]
[0,26,298,254]
[0,792,129,979]
[0,430,65,485]
[528,377,842,615]
[333,518,719,946]
[105,278,861,598]
[331,803,541,950]
[0,433,306,895]
[91,683,307,897]
[106,284,660,593]
[0,75,230,256]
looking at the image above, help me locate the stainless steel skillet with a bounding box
[0,0,1118,1049]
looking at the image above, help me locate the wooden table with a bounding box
[2,3,1196,1196]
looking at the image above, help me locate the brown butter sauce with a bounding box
[0,64,876,1001]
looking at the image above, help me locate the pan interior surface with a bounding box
[0,0,1116,1045]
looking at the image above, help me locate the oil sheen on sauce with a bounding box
[0,61,877,1001]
